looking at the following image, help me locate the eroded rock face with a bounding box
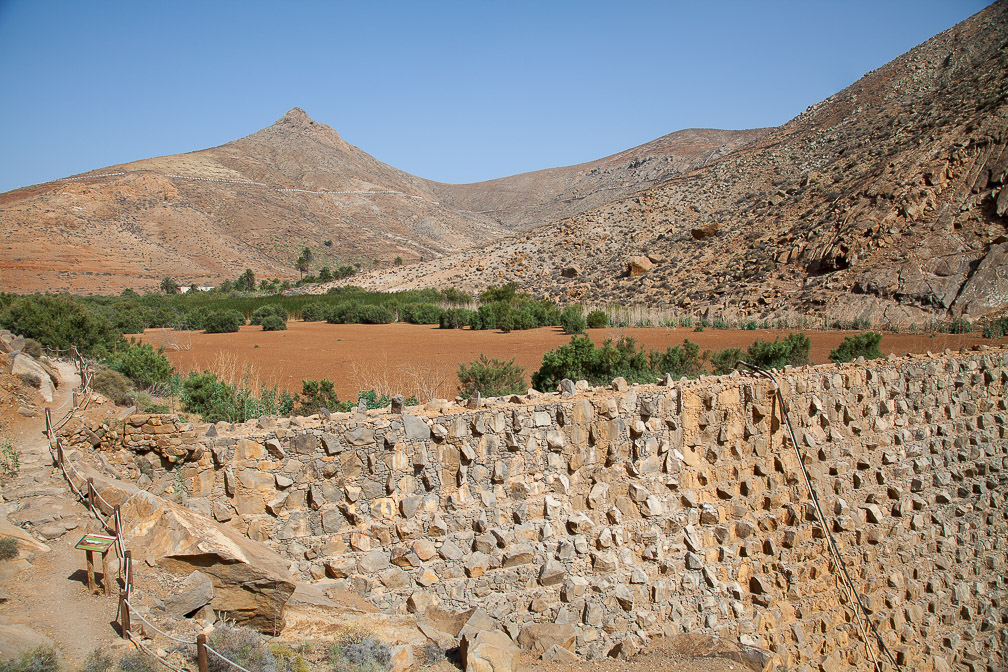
[119,489,295,632]
[953,242,1008,317]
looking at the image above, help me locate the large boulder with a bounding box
[626,256,654,277]
[516,622,577,655]
[460,629,519,672]
[8,353,55,402]
[90,472,295,633]
[0,616,55,662]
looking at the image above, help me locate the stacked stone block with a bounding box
[69,349,1008,671]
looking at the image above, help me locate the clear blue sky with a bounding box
[0,1,991,192]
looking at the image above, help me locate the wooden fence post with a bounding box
[119,589,130,639]
[124,549,132,594]
[114,505,121,540]
[197,633,208,672]
[87,478,95,513]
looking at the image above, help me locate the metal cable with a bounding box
[126,631,190,672]
[123,599,195,645]
[736,361,900,670]
[94,488,113,510]
[204,644,255,672]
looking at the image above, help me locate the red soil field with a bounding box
[139,322,1007,402]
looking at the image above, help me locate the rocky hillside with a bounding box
[335,2,1008,327]
[0,109,760,295]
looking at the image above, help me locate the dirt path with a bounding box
[0,362,127,664]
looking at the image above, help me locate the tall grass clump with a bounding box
[983,316,1008,339]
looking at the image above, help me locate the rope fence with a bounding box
[42,345,242,672]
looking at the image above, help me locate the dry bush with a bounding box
[401,360,453,402]
[207,351,285,398]
[146,328,192,352]
[350,356,453,402]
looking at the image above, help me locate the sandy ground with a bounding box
[0,363,131,664]
[139,322,1007,401]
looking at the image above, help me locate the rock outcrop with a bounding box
[119,489,295,632]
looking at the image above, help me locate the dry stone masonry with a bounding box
[63,348,1008,671]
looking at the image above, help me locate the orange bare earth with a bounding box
[138,322,1006,402]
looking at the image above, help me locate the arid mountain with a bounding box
[333,1,1008,326]
[0,107,761,294]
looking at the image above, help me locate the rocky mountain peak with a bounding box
[275,107,333,134]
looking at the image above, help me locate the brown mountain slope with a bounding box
[332,1,1008,327]
[426,127,768,229]
[0,108,761,294]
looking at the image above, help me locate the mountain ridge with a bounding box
[0,107,762,294]
[316,1,1008,326]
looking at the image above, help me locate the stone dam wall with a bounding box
[62,349,1008,671]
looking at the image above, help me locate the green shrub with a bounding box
[467,304,496,331]
[586,310,608,329]
[250,304,288,326]
[0,646,62,672]
[441,287,472,304]
[439,308,473,329]
[829,332,882,363]
[0,536,18,560]
[203,309,244,333]
[113,342,173,388]
[22,338,43,359]
[0,435,19,479]
[181,372,296,423]
[356,389,418,410]
[260,314,287,331]
[527,300,561,327]
[299,302,330,322]
[983,316,1008,339]
[560,304,586,335]
[0,295,122,358]
[458,355,527,398]
[295,379,350,415]
[745,333,811,369]
[943,316,972,334]
[327,302,362,324]
[705,348,744,375]
[360,305,396,324]
[479,282,520,303]
[93,369,136,406]
[181,372,237,423]
[399,303,444,325]
[532,335,703,391]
